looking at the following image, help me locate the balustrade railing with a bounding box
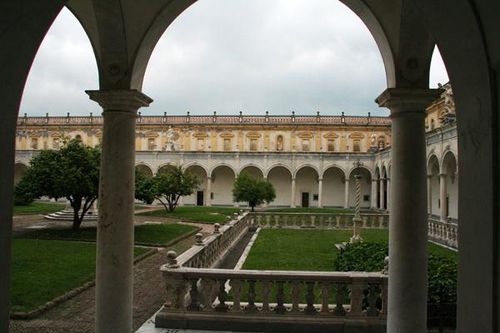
[428,218,458,249]
[157,260,388,332]
[249,212,389,230]
[177,212,251,268]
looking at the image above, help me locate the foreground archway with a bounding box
[267,166,292,207]
[210,165,236,206]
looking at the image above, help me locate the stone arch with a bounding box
[295,166,320,208]
[347,166,373,180]
[440,150,458,175]
[322,166,347,207]
[239,164,264,179]
[321,164,347,180]
[184,164,209,206]
[14,162,28,185]
[427,154,441,216]
[267,165,293,207]
[157,163,176,175]
[264,163,293,179]
[182,162,209,176]
[427,154,440,175]
[210,164,236,206]
[135,163,154,178]
[293,164,320,179]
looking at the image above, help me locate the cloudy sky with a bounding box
[20,0,448,117]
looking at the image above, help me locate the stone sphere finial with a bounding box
[166,250,179,268]
[195,233,204,245]
[213,223,221,234]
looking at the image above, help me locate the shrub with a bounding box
[334,242,388,272]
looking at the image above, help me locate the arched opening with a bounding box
[427,155,440,217]
[135,164,153,178]
[348,167,372,208]
[374,166,381,209]
[267,166,292,207]
[322,166,346,207]
[13,163,28,186]
[295,166,319,208]
[240,165,264,179]
[158,164,175,175]
[210,165,236,206]
[442,152,458,220]
[381,166,388,210]
[184,165,208,206]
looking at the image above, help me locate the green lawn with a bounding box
[17,223,198,246]
[13,202,66,215]
[264,207,354,214]
[137,206,240,223]
[11,239,148,313]
[243,229,457,271]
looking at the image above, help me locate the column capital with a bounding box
[86,89,153,113]
[375,88,442,115]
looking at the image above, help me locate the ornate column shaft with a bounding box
[291,177,296,208]
[317,178,323,208]
[371,179,377,209]
[376,88,441,333]
[87,89,152,333]
[344,179,350,208]
[427,175,432,215]
[440,173,448,221]
[206,177,212,207]
[380,177,386,210]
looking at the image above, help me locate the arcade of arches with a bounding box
[3,2,500,333]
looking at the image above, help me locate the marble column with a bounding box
[440,173,448,221]
[371,179,377,208]
[317,178,323,208]
[206,177,212,207]
[87,89,152,333]
[386,178,391,211]
[376,88,441,333]
[379,178,386,210]
[344,179,350,208]
[427,175,432,215]
[291,177,296,208]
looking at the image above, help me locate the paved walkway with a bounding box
[9,213,211,333]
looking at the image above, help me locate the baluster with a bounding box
[199,278,217,310]
[215,279,229,312]
[327,216,333,229]
[349,281,364,316]
[334,283,347,316]
[274,281,287,314]
[187,278,201,311]
[301,216,306,228]
[265,215,271,228]
[245,280,257,312]
[261,280,271,312]
[283,215,289,228]
[320,282,330,313]
[290,280,301,313]
[311,215,316,228]
[366,284,380,316]
[362,216,368,228]
[304,281,317,314]
[230,279,242,312]
[381,281,388,316]
[336,215,341,228]
[165,278,188,310]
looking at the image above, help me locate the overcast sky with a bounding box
[20,0,449,117]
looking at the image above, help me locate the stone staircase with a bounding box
[44,209,98,222]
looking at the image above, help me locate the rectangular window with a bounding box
[363,195,370,202]
[197,138,204,150]
[302,139,310,151]
[313,194,319,201]
[327,139,335,152]
[353,140,361,152]
[148,138,155,150]
[224,138,231,151]
[31,138,38,150]
[250,139,258,151]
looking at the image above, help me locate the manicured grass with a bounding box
[243,229,457,271]
[11,239,148,313]
[137,206,240,223]
[13,202,66,215]
[265,207,354,214]
[17,223,198,246]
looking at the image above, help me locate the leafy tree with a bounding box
[136,165,199,212]
[135,168,155,204]
[233,172,276,211]
[16,139,100,230]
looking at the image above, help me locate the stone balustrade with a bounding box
[428,218,458,249]
[156,263,388,333]
[177,212,251,269]
[249,212,389,230]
